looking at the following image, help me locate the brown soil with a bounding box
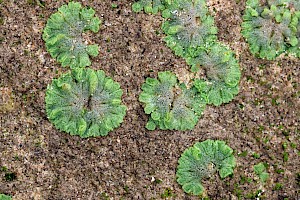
[0,0,299,199]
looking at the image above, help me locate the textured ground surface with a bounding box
[0,0,299,199]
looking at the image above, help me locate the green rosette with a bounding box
[241,0,298,60]
[177,139,236,195]
[43,2,101,68]
[139,71,206,131]
[45,68,127,138]
[187,43,241,106]
[161,0,217,58]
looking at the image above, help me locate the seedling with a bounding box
[252,153,260,159]
[273,183,283,190]
[253,162,269,183]
[4,172,17,181]
[283,152,289,162]
[0,166,7,172]
[161,188,176,198]
[238,150,248,157]
[111,3,118,9]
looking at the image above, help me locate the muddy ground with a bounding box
[0,0,299,199]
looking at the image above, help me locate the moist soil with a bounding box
[0,0,299,199]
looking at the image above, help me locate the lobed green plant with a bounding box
[134,0,241,106]
[161,0,217,58]
[268,0,300,10]
[288,10,300,57]
[132,0,172,14]
[139,71,206,131]
[43,2,101,68]
[0,194,12,200]
[188,43,241,106]
[290,0,300,10]
[241,0,299,60]
[177,139,236,195]
[45,68,127,138]
[253,162,269,183]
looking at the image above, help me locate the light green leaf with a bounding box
[88,70,98,95]
[146,120,156,130]
[87,44,99,57]
[254,162,269,183]
[0,194,12,200]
